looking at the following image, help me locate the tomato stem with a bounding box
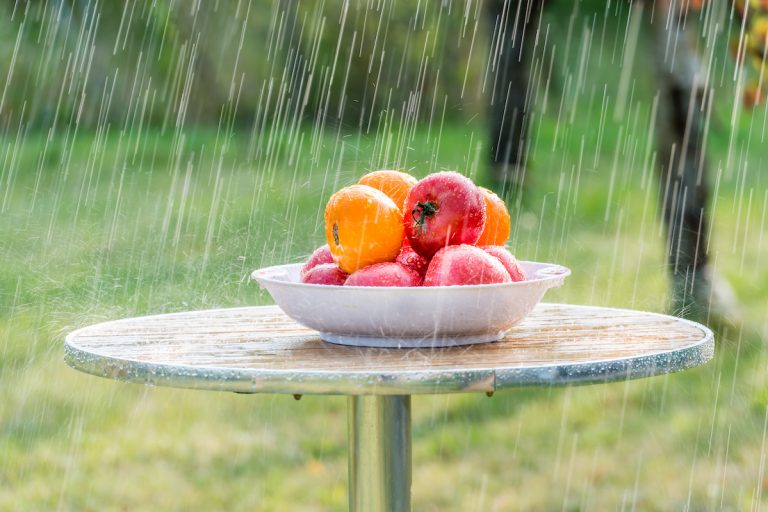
[412,201,438,233]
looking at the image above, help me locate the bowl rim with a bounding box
[251,261,570,291]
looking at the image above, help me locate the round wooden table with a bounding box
[65,303,713,512]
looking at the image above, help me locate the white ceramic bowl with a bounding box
[251,261,570,348]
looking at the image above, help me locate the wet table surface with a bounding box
[65,303,714,396]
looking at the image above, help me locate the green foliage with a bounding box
[295,0,484,129]
[0,0,280,129]
[0,0,621,131]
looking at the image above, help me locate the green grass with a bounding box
[2,107,768,509]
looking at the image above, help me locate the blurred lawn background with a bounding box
[2,1,768,510]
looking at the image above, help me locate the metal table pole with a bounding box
[348,395,412,512]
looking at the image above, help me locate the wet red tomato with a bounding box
[404,172,485,259]
[423,245,510,286]
[345,262,421,287]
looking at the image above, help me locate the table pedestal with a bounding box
[348,395,412,512]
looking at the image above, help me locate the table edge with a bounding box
[64,303,715,396]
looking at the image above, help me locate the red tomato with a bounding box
[395,238,429,277]
[423,245,511,286]
[404,172,486,259]
[300,245,335,277]
[345,262,422,287]
[481,246,526,282]
[300,263,348,285]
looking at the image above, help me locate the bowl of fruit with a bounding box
[252,170,569,348]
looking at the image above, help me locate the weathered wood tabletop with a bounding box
[64,303,713,395]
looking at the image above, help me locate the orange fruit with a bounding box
[358,170,418,211]
[476,187,511,246]
[324,184,404,273]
